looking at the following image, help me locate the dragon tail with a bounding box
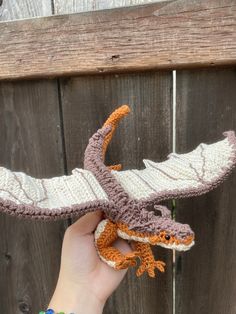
[102,105,131,170]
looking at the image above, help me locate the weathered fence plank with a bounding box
[1,0,236,80]
[0,0,52,20]
[59,71,173,314]
[0,1,67,313]
[175,68,236,314]
[0,81,66,313]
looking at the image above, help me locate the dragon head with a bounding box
[119,205,195,252]
[149,205,195,251]
[148,221,195,252]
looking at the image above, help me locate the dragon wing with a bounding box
[111,131,236,205]
[0,105,130,220]
[0,167,110,219]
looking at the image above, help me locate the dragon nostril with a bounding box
[165,234,170,240]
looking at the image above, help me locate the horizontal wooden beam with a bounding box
[0,0,236,80]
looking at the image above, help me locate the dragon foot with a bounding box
[115,251,139,270]
[134,242,166,278]
[136,259,166,278]
[98,247,138,270]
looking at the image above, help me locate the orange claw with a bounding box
[134,242,166,278]
[115,251,139,270]
[136,260,166,278]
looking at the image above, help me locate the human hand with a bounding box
[48,211,132,314]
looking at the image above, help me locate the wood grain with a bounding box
[1,0,236,80]
[59,71,173,314]
[0,0,52,21]
[0,2,67,313]
[0,80,66,313]
[175,68,236,314]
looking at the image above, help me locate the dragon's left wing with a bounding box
[112,131,236,204]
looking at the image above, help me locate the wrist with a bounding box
[48,279,105,314]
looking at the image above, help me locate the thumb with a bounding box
[69,210,102,236]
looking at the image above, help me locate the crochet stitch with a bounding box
[0,105,236,277]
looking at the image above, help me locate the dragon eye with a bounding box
[165,235,170,240]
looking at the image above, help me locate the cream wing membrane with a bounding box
[0,167,109,218]
[112,132,236,203]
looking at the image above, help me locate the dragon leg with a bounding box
[134,242,166,278]
[95,219,138,270]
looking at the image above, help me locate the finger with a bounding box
[70,210,102,236]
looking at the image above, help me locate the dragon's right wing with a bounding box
[0,105,130,220]
[0,167,109,219]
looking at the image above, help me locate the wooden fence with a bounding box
[0,1,236,313]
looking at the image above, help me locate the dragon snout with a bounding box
[149,221,195,251]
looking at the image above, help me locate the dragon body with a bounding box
[85,106,194,277]
[0,105,235,277]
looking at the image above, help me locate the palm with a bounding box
[59,211,131,302]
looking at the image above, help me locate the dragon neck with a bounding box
[84,126,134,221]
[83,126,177,236]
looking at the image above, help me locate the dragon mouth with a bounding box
[149,233,195,251]
[157,240,195,251]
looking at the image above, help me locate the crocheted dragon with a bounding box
[0,105,236,277]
